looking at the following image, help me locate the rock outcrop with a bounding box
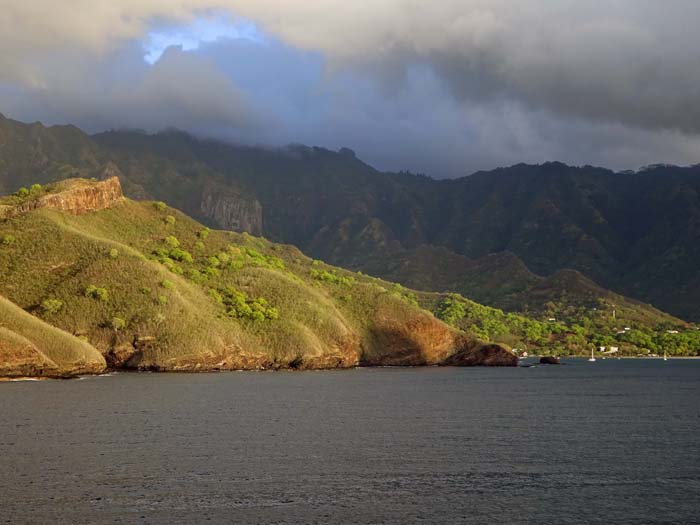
[1,175,123,220]
[362,310,517,367]
[362,312,457,366]
[200,184,263,235]
[442,337,519,366]
[0,327,61,378]
[540,356,561,364]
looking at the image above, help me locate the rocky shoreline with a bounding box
[0,339,518,379]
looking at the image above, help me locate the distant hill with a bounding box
[1,114,700,326]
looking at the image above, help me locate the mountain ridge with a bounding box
[1,114,699,324]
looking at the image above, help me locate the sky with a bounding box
[1,1,700,178]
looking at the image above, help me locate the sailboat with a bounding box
[588,348,596,362]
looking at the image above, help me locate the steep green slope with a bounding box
[0,178,518,375]
[0,296,105,377]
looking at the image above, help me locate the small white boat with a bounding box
[588,348,596,362]
[663,350,668,361]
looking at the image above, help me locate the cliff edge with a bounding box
[0,174,123,220]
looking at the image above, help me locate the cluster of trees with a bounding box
[435,294,700,355]
[149,230,283,321]
[209,287,278,321]
[436,293,566,347]
[14,183,43,199]
[311,268,355,286]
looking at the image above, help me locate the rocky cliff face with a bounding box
[443,338,519,366]
[0,327,61,378]
[361,307,517,367]
[1,175,123,219]
[200,184,263,235]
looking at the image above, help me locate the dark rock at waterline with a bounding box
[539,356,561,365]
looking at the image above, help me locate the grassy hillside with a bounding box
[0,178,521,375]
[0,296,105,377]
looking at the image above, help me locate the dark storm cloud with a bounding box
[1,1,700,177]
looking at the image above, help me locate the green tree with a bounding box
[85,285,109,302]
[111,317,126,330]
[41,298,64,314]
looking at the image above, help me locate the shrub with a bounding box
[157,295,168,306]
[152,247,169,261]
[198,228,210,240]
[30,183,42,193]
[207,256,221,268]
[194,241,205,251]
[186,268,206,283]
[164,235,180,248]
[208,289,224,305]
[164,215,176,225]
[40,298,64,314]
[111,317,126,331]
[154,201,167,212]
[311,269,355,286]
[108,248,119,259]
[160,280,174,290]
[85,285,109,302]
[140,287,152,295]
[241,247,285,270]
[15,187,29,198]
[202,266,220,278]
[162,260,183,275]
[215,286,278,321]
[169,247,193,263]
[1,234,16,246]
[390,283,419,307]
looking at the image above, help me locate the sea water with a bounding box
[1,359,699,523]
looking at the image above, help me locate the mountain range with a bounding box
[1,113,699,327]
